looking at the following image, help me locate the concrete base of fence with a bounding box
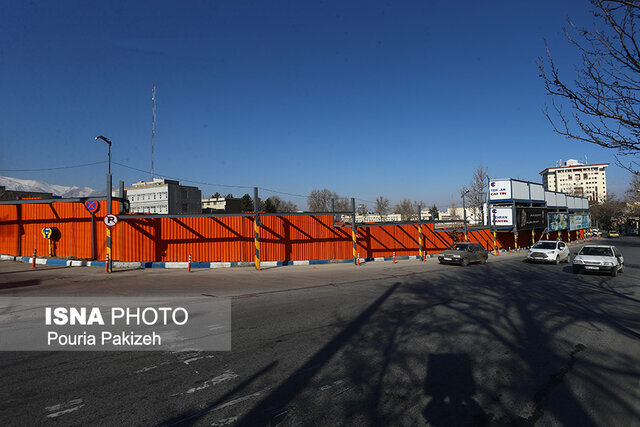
[1,250,517,270]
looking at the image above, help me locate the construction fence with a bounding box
[0,202,583,263]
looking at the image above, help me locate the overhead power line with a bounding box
[0,161,107,172]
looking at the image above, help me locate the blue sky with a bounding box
[0,0,633,208]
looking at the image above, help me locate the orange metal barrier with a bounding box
[0,202,531,262]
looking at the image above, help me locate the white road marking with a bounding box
[184,370,239,394]
[45,399,84,418]
[211,416,238,426]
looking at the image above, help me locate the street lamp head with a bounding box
[95,135,112,146]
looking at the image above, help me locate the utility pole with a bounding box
[151,84,156,180]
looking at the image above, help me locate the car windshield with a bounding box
[449,244,470,251]
[579,247,613,257]
[532,242,556,250]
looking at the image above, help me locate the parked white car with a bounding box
[573,245,624,276]
[527,240,570,264]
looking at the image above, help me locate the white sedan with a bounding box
[573,245,624,276]
[527,240,571,264]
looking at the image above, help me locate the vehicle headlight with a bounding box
[573,259,583,264]
[602,261,614,266]
[453,254,461,258]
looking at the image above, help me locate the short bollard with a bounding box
[188,254,192,272]
[105,253,109,273]
[32,249,36,269]
[357,252,360,266]
[393,251,396,264]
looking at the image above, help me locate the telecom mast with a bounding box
[151,84,156,179]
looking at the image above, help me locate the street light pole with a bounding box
[462,189,470,241]
[95,135,113,272]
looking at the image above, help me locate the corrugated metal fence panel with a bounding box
[158,216,254,263]
[260,215,349,261]
[0,205,19,255]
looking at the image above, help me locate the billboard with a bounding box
[570,214,591,230]
[489,180,511,200]
[490,207,513,227]
[548,213,569,231]
[516,208,546,230]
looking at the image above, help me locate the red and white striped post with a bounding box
[393,251,396,264]
[105,253,109,273]
[32,249,36,268]
[188,254,192,272]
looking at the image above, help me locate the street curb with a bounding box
[4,247,568,270]
[2,254,432,270]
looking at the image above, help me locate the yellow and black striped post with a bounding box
[493,229,497,256]
[351,198,357,265]
[253,187,260,270]
[106,227,112,273]
[514,231,518,252]
[531,229,536,246]
[418,207,424,261]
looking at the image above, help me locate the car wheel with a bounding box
[554,257,559,265]
[573,266,580,274]
[611,266,618,277]
[480,257,487,265]
[620,263,624,273]
[461,258,469,267]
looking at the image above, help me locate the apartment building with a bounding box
[540,159,609,203]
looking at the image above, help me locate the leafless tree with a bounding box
[266,196,298,213]
[357,203,367,215]
[394,198,415,221]
[539,0,640,173]
[308,189,349,212]
[467,165,489,224]
[375,196,391,216]
[625,173,640,202]
[449,198,459,219]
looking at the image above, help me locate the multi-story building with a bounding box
[540,159,609,203]
[113,178,202,214]
[201,197,242,213]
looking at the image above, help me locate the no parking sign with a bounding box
[84,200,99,213]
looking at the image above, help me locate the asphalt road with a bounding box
[1,237,639,426]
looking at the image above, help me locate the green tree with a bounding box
[429,204,440,220]
[240,194,253,212]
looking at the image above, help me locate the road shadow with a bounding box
[422,353,488,426]
[0,279,41,290]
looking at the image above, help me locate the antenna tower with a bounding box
[151,84,156,180]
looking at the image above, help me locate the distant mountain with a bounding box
[0,176,103,198]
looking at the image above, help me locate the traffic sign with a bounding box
[104,214,118,227]
[85,200,99,213]
[42,227,53,239]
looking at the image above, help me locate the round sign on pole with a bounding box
[42,227,52,239]
[85,200,100,213]
[104,214,118,227]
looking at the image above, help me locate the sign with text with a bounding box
[516,208,546,230]
[489,180,512,201]
[490,207,513,227]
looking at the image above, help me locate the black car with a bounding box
[438,242,488,266]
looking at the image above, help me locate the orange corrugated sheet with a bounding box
[0,202,558,262]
